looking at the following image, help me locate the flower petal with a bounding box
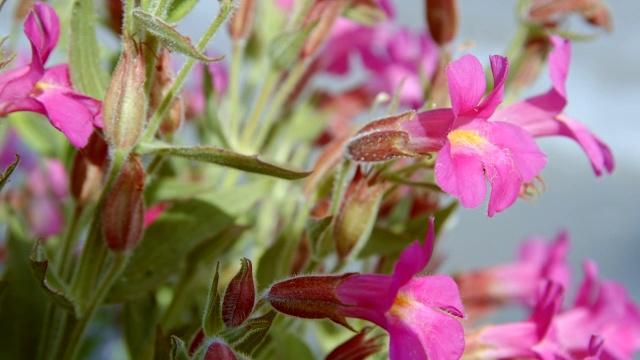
[24,3,60,64]
[402,108,454,152]
[401,275,464,318]
[475,55,508,119]
[446,54,486,117]
[435,140,487,209]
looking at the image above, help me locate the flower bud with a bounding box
[425,0,458,46]
[103,36,146,151]
[346,111,419,162]
[204,339,237,360]
[71,133,108,205]
[266,274,356,330]
[334,168,386,258]
[326,327,383,360]
[301,0,350,58]
[222,258,255,328]
[106,0,124,35]
[102,155,145,252]
[228,0,256,41]
[150,47,183,137]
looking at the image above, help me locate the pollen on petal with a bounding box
[447,129,488,150]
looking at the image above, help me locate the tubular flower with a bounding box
[0,2,103,148]
[400,54,547,216]
[456,231,571,317]
[492,35,614,176]
[335,218,466,360]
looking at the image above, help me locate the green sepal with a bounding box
[29,240,78,316]
[137,142,311,180]
[69,0,109,99]
[203,262,223,337]
[169,336,190,360]
[106,199,234,303]
[223,311,277,354]
[166,0,199,23]
[133,9,225,63]
[0,154,19,193]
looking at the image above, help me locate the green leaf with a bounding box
[107,199,234,303]
[8,113,67,157]
[0,154,19,192]
[256,238,290,292]
[274,332,315,360]
[29,241,78,315]
[306,216,333,259]
[122,293,159,360]
[133,9,224,63]
[69,0,109,99]
[0,218,47,359]
[357,226,415,259]
[137,143,311,180]
[166,0,199,23]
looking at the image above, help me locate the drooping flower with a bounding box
[266,218,465,360]
[0,2,103,148]
[492,35,614,176]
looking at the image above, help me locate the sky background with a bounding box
[1,0,638,302]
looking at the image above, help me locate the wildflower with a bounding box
[267,218,466,360]
[0,2,103,148]
[492,36,614,176]
[456,231,571,318]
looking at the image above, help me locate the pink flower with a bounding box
[335,218,466,360]
[400,54,547,216]
[456,231,571,314]
[492,36,614,176]
[469,281,571,360]
[555,261,640,360]
[0,2,102,148]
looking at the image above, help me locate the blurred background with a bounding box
[1,0,638,302]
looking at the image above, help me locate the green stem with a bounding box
[252,61,308,151]
[60,253,129,360]
[240,70,278,148]
[56,205,83,278]
[227,41,245,148]
[141,3,235,143]
[123,0,136,34]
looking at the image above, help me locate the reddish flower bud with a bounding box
[346,111,420,162]
[102,155,145,252]
[509,37,550,93]
[301,0,350,58]
[222,258,256,328]
[188,329,205,355]
[528,0,613,31]
[150,47,183,137]
[71,133,108,205]
[326,327,384,360]
[103,36,146,151]
[425,0,459,45]
[334,168,386,258]
[228,0,256,41]
[204,339,237,360]
[266,274,357,330]
[106,0,124,35]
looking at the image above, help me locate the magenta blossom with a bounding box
[555,261,640,360]
[456,231,571,313]
[0,2,102,148]
[400,54,547,216]
[335,218,465,360]
[493,36,614,176]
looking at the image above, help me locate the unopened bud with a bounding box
[509,37,550,93]
[334,168,385,258]
[103,36,146,151]
[102,155,145,252]
[71,133,108,205]
[222,258,255,328]
[301,0,350,58]
[528,0,613,31]
[229,0,256,40]
[106,0,124,35]
[425,0,458,45]
[266,274,356,330]
[346,111,419,162]
[326,327,383,360]
[204,339,237,360]
[150,47,183,136]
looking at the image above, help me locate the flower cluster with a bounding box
[0,1,634,360]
